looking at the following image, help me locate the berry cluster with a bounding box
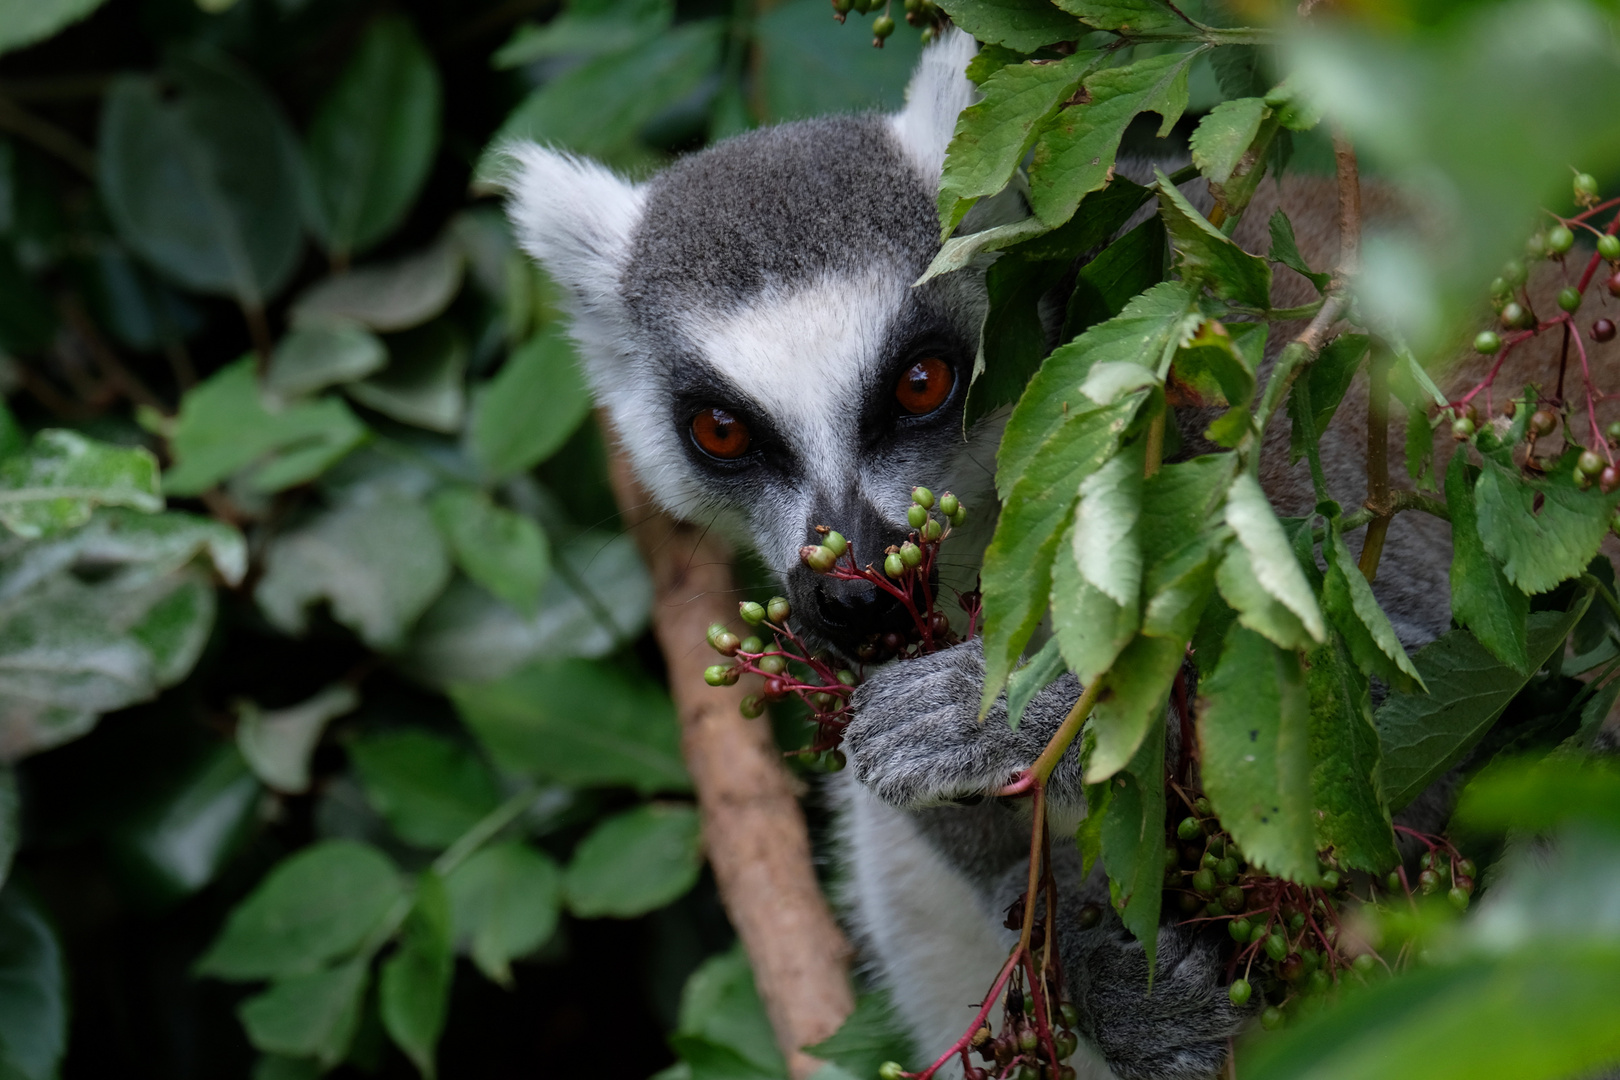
[1452,169,1620,512]
[830,0,944,47]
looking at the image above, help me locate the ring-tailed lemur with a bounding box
[506,31,1459,1080]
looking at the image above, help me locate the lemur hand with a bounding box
[844,638,1087,808]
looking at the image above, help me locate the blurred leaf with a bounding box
[380,872,452,1079]
[932,0,1085,50]
[493,0,672,66]
[0,429,162,539]
[165,359,367,496]
[253,1056,321,1080]
[346,321,467,434]
[564,802,701,918]
[1445,455,1529,671]
[0,0,110,55]
[805,991,913,1080]
[429,487,550,616]
[1305,634,1398,873]
[117,743,260,900]
[676,947,785,1075]
[0,507,246,599]
[1220,472,1325,645]
[1197,623,1318,882]
[1155,168,1272,308]
[0,767,14,890]
[0,886,66,1080]
[753,0,925,121]
[198,839,403,980]
[444,841,561,985]
[305,16,441,261]
[477,22,723,180]
[99,48,305,307]
[255,491,451,650]
[1028,51,1198,227]
[469,326,592,479]
[291,237,464,334]
[237,684,360,795]
[1456,756,1620,836]
[265,323,387,402]
[402,531,651,685]
[1375,595,1590,811]
[239,960,370,1067]
[348,729,500,849]
[450,657,688,793]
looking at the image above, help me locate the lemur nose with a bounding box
[811,575,904,639]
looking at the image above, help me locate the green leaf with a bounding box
[1061,216,1169,342]
[805,991,914,1080]
[348,729,501,850]
[449,658,689,793]
[0,506,245,591]
[255,492,451,651]
[1375,595,1590,811]
[1008,636,1066,730]
[1219,472,1325,644]
[239,960,371,1068]
[1072,441,1144,606]
[0,885,67,1080]
[1454,755,1620,836]
[1287,332,1367,465]
[981,395,1145,714]
[346,320,467,434]
[1050,0,1185,33]
[1446,454,1529,670]
[265,322,388,402]
[380,872,452,1079]
[445,841,561,985]
[430,487,550,616]
[98,49,305,307]
[1189,97,1268,186]
[1092,721,1165,970]
[1167,319,1258,415]
[1154,166,1272,308]
[676,947,787,1075]
[470,326,593,479]
[1474,453,1620,595]
[237,684,360,795]
[1028,50,1199,228]
[164,359,367,496]
[1052,522,1137,685]
[1196,623,1317,882]
[1268,209,1331,291]
[198,840,404,980]
[931,0,1086,50]
[291,237,465,333]
[1012,173,1157,262]
[1305,635,1398,873]
[564,802,702,918]
[936,52,1099,236]
[305,16,442,261]
[476,22,724,179]
[117,743,260,901]
[0,768,15,891]
[0,0,109,55]
[1085,631,1187,782]
[0,430,162,539]
[493,0,672,67]
[1321,523,1424,692]
[968,254,1069,429]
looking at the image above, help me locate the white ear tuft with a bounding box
[888,28,979,185]
[501,142,645,320]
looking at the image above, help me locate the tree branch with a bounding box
[604,430,853,1080]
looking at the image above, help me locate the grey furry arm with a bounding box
[843,638,1092,810]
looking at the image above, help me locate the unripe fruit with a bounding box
[1060,1001,1080,1028]
[1576,464,1593,489]
[950,506,967,527]
[1177,816,1202,841]
[1220,885,1246,913]
[1017,1028,1038,1053]
[1418,869,1441,894]
[1595,318,1617,342]
[1077,904,1103,930]
[739,695,764,718]
[1503,258,1527,286]
[822,530,848,557]
[1216,857,1239,883]
[1600,463,1620,492]
[1260,1006,1284,1030]
[1601,234,1620,261]
[938,493,960,518]
[767,596,791,623]
[1321,870,1342,890]
[1447,886,1469,911]
[714,631,741,655]
[1250,921,1270,944]
[1265,933,1288,962]
[707,623,728,648]
[884,552,906,578]
[907,503,928,528]
[1559,286,1583,312]
[872,13,895,36]
[1580,448,1605,476]
[922,518,943,542]
[757,654,787,676]
[1474,330,1502,354]
[1454,874,1475,895]
[1230,918,1252,942]
[878,1062,905,1080]
[804,545,838,573]
[899,541,922,568]
[836,668,857,686]
[1576,172,1600,201]
[1352,953,1377,975]
[1452,417,1475,440]
[1228,979,1252,1007]
[1547,225,1575,255]
[739,635,764,655]
[1279,954,1304,982]
[1055,1031,1078,1059]
[1420,851,1435,871]
[1387,871,1403,891]
[1489,276,1510,297]
[739,601,766,625]
[911,486,935,509]
[1530,409,1558,437]
[1526,232,1548,259]
[1288,911,1306,932]
[704,664,737,686]
[1500,301,1528,329]
[1307,969,1331,995]
[1192,868,1216,894]
[919,25,934,43]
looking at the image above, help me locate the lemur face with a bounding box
[506,34,998,654]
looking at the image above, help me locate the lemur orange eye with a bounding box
[691,407,751,459]
[895,357,953,415]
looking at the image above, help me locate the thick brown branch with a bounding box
[604,429,853,1080]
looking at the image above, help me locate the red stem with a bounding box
[905,949,1024,1080]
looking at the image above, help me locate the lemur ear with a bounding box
[502,143,644,327]
[888,28,979,186]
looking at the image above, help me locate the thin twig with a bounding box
[0,94,95,178]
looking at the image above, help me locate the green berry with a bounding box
[1559,286,1583,312]
[1230,918,1252,942]
[757,654,788,676]
[884,552,906,578]
[1055,1031,1079,1059]
[1387,871,1403,892]
[1500,301,1529,329]
[907,503,928,528]
[1352,953,1377,976]
[822,749,847,773]
[1418,868,1441,894]
[1503,258,1527,286]
[1306,969,1331,995]
[949,506,967,527]
[1447,886,1470,911]
[704,664,736,686]
[836,669,857,686]
[1190,868,1215,894]
[1452,417,1476,440]
[1202,851,1218,869]
[822,530,847,557]
[1228,978,1252,1007]
[707,623,728,648]
[1547,224,1575,255]
[1220,885,1246,913]
[1288,911,1306,932]
[1320,870,1341,891]
[872,13,895,37]
[911,486,935,509]
[1260,1006,1284,1030]
[939,492,959,516]
[1489,276,1510,298]
[1576,172,1601,201]
[1017,1028,1039,1053]
[899,541,922,568]
[739,601,766,625]
[1249,921,1270,944]
[714,631,741,655]
[1216,857,1240,883]
[1530,409,1558,437]
[739,636,764,655]
[1265,933,1288,962]
[922,518,943,542]
[878,1062,905,1080]
[1205,900,1224,917]
[1580,448,1606,476]
[739,695,764,718]
[767,596,791,623]
[805,545,838,573]
[1456,858,1477,879]
[833,0,854,14]
[1601,234,1620,261]
[1526,232,1548,259]
[1474,330,1502,354]
[1177,816,1202,841]
[1059,1001,1080,1028]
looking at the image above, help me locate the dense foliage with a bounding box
[5,0,1620,1079]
